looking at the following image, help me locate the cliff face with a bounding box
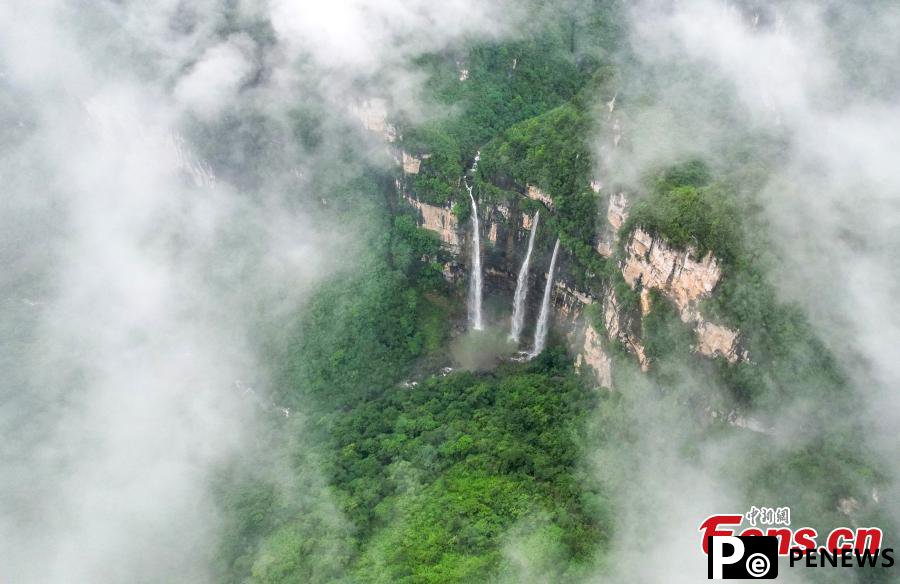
[621,227,746,363]
[401,193,460,251]
[596,191,628,257]
[370,108,745,388]
[402,151,422,174]
[352,99,397,143]
[526,185,553,207]
[622,228,721,320]
[396,180,747,387]
[575,323,613,388]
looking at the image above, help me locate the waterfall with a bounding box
[509,210,540,343]
[529,237,560,359]
[466,152,483,330]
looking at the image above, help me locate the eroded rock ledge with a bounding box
[575,323,613,389]
[388,140,745,389]
[596,191,628,257]
[351,99,397,143]
[402,193,459,250]
[622,227,746,363]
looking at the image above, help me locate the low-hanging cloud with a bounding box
[584,1,900,581]
[0,0,518,582]
[624,0,900,471]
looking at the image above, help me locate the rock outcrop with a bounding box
[603,288,648,371]
[553,280,596,327]
[522,212,535,230]
[402,151,422,174]
[485,203,510,244]
[596,191,628,257]
[550,281,616,389]
[526,185,553,207]
[622,228,721,320]
[487,222,499,244]
[402,194,460,250]
[607,192,629,233]
[352,99,397,143]
[621,228,745,362]
[695,319,743,362]
[575,324,613,389]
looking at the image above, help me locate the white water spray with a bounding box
[466,152,483,330]
[529,237,560,359]
[509,210,540,343]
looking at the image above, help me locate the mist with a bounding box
[585,0,900,581]
[0,1,515,582]
[4,0,897,582]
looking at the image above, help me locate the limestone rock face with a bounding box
[695,319,742,361]
[621,228,744,362]
[482,204,510,245]
[403,194,459,250]
[639,288,651,316]
[576,324,613,389]
[351,99,397,142]
[603,288,649,371]
[607,192,629,232]
[622,228,721,320]
[402,151,421,174]
[596,192,629,257]
[487,222,499,244]
[548,282,614,389]
[554,281,595,325]
[526,185,553,207]
[522,212,535,230]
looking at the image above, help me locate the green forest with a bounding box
[5,1,899,583]
[209,2,893,583]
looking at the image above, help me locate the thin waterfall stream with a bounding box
[509,210,540,343]
[529,237,560,358]
[465,152,483,330]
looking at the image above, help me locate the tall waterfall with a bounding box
[509,210,540,343]
[466,152,483,330]
[529,237,560,359]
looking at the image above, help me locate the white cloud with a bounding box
[174,34,257,118]
[270,0,511,71]
[0,0,519,581]
[594,1,900,580]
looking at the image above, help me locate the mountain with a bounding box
[2,2,897,583]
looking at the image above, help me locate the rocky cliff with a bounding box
[401,191,460,251]
[621,227,746,363]
[351,99,397,143]
[596,191,628,257]
[359,112,745,391]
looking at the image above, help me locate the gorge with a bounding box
[4,2,893,583]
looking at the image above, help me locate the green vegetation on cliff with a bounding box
[478,102,602,284]
[214,169,607,583]
[211,4,891,583]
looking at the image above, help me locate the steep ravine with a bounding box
[373,123,745,394]
[397,166,749,387]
